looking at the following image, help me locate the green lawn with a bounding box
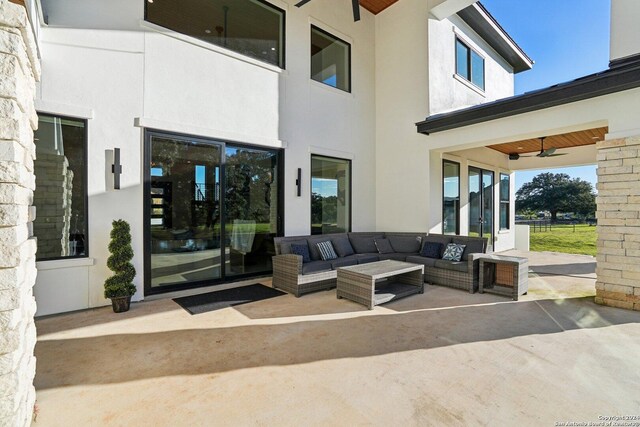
[529,223,596,256]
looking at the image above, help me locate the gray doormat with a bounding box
[173,284,285,315]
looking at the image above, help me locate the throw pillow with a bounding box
[420,241,442,259]
[332,236,355,257]
[442,243,466,262]
[374,238,394,254]
[290,243,311,263]
[316,241,338,261]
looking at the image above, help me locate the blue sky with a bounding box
[481,0,610,192]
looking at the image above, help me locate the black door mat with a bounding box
[173,284,286,315]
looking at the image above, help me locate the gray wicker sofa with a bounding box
[272,232,487,297]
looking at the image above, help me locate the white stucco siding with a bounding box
[610,0,640,61]
[428,13,514,115]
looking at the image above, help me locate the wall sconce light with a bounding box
[296,168,302,197]
[112,147,122,190]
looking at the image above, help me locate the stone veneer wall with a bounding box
[0,1,41,425]
[595,137,640,311]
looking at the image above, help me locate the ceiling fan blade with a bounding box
[538,147,557,157]
[352,0,361,21]
[294,0,312,7]
[544,153,568,157]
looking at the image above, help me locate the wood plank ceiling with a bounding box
[360,0,400,15]
[487,127,608,155]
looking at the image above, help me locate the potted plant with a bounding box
[104,219,137,313]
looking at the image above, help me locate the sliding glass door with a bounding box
[469,167,494,245]
[145,131,282,295]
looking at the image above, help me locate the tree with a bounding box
[516,173,596,220]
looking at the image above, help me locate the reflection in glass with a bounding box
[311,156,351,234]
[456,39,469,80]
[483,170,494,243]
[443,160,460,235]
[469,168,481,237]
[311,26,351,92]
[33,114,87,260]
[500,173,510,230]
[471,50,485,89]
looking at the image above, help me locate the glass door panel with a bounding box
[149,135,223,288]
[482,170,494,244]
[468,167,481,237]
[224,146,281,277]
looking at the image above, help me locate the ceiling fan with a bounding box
[295,0,361,21]
[508,137,568,160]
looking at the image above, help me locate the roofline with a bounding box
[457,2,533,73]
[416,54,640,135]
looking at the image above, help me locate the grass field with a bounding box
[529,223,596,256]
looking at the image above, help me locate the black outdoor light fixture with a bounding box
[112,147,122,190]
[295,0,361,21]
[296,168,302,197]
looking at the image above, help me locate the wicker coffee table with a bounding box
[336,260,424,309]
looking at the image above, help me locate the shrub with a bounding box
[104,219,137,298]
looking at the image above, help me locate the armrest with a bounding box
[272,254,303,275]
[466,253,485,273]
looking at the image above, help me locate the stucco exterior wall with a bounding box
[0,1,40,425]
[610,0,640,62]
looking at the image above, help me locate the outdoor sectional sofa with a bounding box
[272,232,488,297]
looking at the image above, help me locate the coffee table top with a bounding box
[337,260,424,279]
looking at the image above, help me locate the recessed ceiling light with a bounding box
[591,136,600,140]
[271,47,276,51]
[205,29,212,34]
[517,147,523,150]
[147,0,153,3]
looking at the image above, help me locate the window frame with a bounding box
[310,25,352,93]
[310,154,352,235]
[143,0,286,69]
[499,172,510,231]
[442,159,461,235]
[455,38,485,91]
[34,112,89,261]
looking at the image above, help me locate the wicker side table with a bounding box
[478,255,528,301]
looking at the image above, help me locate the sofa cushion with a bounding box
[280,239,308,255]
[423,234,453,257]
[378,253,409,261]
[442,243,466,262]
[302,260,332,274]
[349,236,382,254]
[356,253,379,264]
[387,235,422,253]
[290,243,311,263]
[453,237,485,261]
[331,235,355,257]
[307,236,329,260]
[405,255,438,268]
[316,240,338,261]
[374,238,394,254]
[331,255,358,269]
[434,259,468,273]
[420,241,442,259]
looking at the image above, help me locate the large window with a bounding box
[443,160,460,235]
[311,155,351,234]
[311,26,351,92]
[500,173,510,230]
[455,38,485,90]
[33,114,87,260]
[145,0,285,68]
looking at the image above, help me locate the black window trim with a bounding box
[442,159,461,235]
[455,37,485,91]
[309,153,353,235]
[34,112,90,262]
[310,24,352,93]
[143,0,287,70]
[499,172,510,230]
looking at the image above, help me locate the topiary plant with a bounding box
[104,219,137,298]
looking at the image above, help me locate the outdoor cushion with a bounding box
[290,243,311,263]
[387,235,422,253]
[307,236,329,260]
[301,260,332,274]
[405,255,438,268]
[434,259,468,273]
[453,237,485,261]
[374,238,394,254]
[442,243,466,262]
[317,240,338,261]
[331,235,355,257]
[378,253,409,261]
[420,241,443,259]
[355,253,379,264]
[280,239,308,255]
[423,234,453,257]
[349,236,381,254]
[331,255,358,269]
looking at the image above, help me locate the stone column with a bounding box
[0,1,41,425]
[595,137,640,311]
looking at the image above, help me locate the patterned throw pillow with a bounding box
[442,243,466,262]
[420,241,442,259]
[290,244,311,263]
[316,241,338,261]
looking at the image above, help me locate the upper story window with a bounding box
[33,114,88,260]
[145,0,285,68]
[311,26,351,92]
[455,38,484,90]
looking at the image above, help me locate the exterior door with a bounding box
[468,167,494,246]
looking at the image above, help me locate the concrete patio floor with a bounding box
[33,251,640,426]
